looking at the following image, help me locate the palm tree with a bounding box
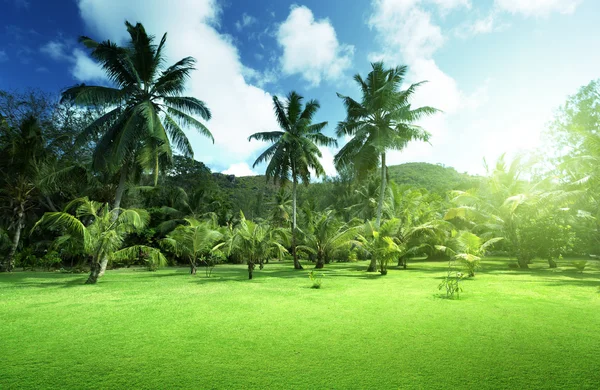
[218,212,288,279]
[0,115,46,271]
[436,231,503,277]
[161,218,222,275]
[249,92,337,270]
[335,62,438,270]
[297,210,361,269]
[33,197,165,284]
[61,21,213,211]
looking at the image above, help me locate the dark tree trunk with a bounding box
[547,258,557,268]
[248,262,254,280]
[113,161,129,213]
[517,256,529,269]
[86,260,101,284]
[368,153,387,273]
[291,178,303,270]
[4,203,25,272]
[190,262,197,275]
[315,256,325,269]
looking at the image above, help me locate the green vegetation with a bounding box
[1,259,599,389]
[2,18,600,389]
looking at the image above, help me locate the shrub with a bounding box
[572,260,588,273]
[308,270,323,289]
[40,251,62,270]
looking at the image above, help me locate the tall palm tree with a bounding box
[0,115,46,271]
[61,21,213,211]
[335,62,438,271]
[249,92,337,270]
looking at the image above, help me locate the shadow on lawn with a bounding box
[0,272,87,288]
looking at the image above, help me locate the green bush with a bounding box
[41,251,62,270]
[309,270,323,289]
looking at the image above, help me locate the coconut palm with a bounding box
[436,231,503,277]
[297,210,361,269]
[218,212,288,279]
[161,218,222,275]
[61,21,212,211]
[0,115,47,271]
[33,197,165,284]
[249,91,336,270]
[335,62,439,272]
[360,218,403,275]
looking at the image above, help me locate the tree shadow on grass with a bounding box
[0,273,88,289]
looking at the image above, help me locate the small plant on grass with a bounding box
[309,270,323,289]
[438,270,463,299]
[572,260,588,273]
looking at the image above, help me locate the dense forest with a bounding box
[1,21,599,285]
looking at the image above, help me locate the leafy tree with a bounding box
[61,21,213,212]
[161,218,222,275]
[34,197,165,284]
[334,62,438,270]
[249,91,336,270]
[445,155,577,268]
[549,79,600,254]
[436,231,503,277]
[268,189,292,228]
[297,210,361,269]
[0,115,47,271]
[360,218,403,275]
[219,212,288,279]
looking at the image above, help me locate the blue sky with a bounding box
[1,0,599,176]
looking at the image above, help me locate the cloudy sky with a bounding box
[1,0,599,176]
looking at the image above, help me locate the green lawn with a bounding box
[1,258,599,389]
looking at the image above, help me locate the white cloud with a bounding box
[40,40,70,60]
[494,0,582,17]
[71,48,108,83]
[222,162,258,176]
[0,50,7,62]
[235,13,257,31]
[367,0,492,169]
[318,146,338,178]
[454,13,509,38]
[277,5,354,86]
[75,0,278,173]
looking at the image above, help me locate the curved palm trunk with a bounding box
[98,162,129,278]
[315,257,325,269]
[4,203,25,272]
[153,153,159,187]
[292,178,303,270]
[368,153,387,272]
[547,258,557,268]
[86,257,101,284]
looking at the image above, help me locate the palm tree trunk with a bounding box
[315,253,325,269]
[86,258,101,284]
[547,258,557,268]
[292,178,303,270]
[153,153,159,187]
[97,162,130,278]
[368,153,387,272]
[113,161,129,214]
[4,203,25,272]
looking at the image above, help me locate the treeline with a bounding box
[1,21,599,284]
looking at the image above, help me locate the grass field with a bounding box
[1,258,599,389]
